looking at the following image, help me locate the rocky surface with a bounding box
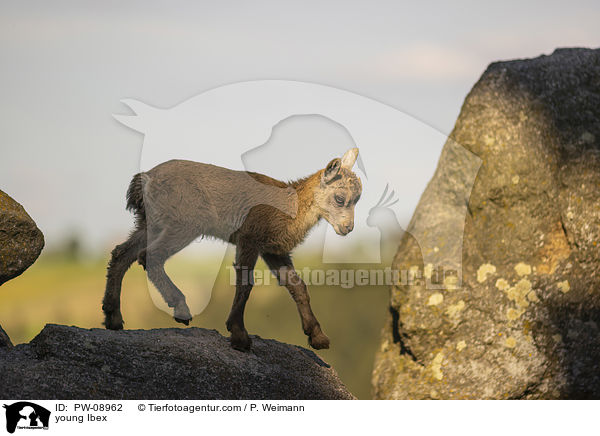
[0,189,44,286]
[0,324,354,399]
[373,48,600,399]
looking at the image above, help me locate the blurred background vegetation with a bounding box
[0,234,390,399]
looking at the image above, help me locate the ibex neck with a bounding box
[288,171,323,238]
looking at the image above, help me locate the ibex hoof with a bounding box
[230,334,252,352]
[174,317,191,325]
[173,302,192,326]
[230,326,252,351]
[308,331,330,350]
[104,311,124,330]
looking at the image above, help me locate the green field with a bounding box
[0,250,390,399]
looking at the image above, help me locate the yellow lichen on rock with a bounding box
[431,352,444,380]
[445,300,465,318]
[477,263,496,283]
[527,290,539,302]
[557,280,570,293]
[495,278,509,291]
[514,262,532,276]
[427,293,444,306]
[507,308,525,321]
[515,278,532,293]
[501,278,533,311]
[506,279,533,309]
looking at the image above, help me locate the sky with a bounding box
[1,1,599,253]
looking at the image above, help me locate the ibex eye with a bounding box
[334,195,345,206]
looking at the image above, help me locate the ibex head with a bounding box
[316,148,362,236]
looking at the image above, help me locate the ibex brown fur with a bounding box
[102,148,362,351]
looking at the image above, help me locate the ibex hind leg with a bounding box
[144,228,196,325]
[103,227,146,330]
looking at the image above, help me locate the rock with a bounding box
[0,324,12,348]
[0,189,44,285]
[0,324,354,399]
[373,48,600,399]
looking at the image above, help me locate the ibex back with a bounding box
[102,148,362,351]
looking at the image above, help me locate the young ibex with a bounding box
[102,148,362,351]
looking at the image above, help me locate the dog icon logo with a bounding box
[3,402,50,434]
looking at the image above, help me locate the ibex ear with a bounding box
[341,147,359,169]
[322,158,342,184]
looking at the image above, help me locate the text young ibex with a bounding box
[102,148,362,351]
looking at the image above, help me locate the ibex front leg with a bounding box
[226,246,259,351]
[262,253,329,350]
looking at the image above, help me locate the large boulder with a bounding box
[0,324,354,399]
[373,48,600,399]
[0,189,44,285]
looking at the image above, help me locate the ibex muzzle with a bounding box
[102,148,362,351]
